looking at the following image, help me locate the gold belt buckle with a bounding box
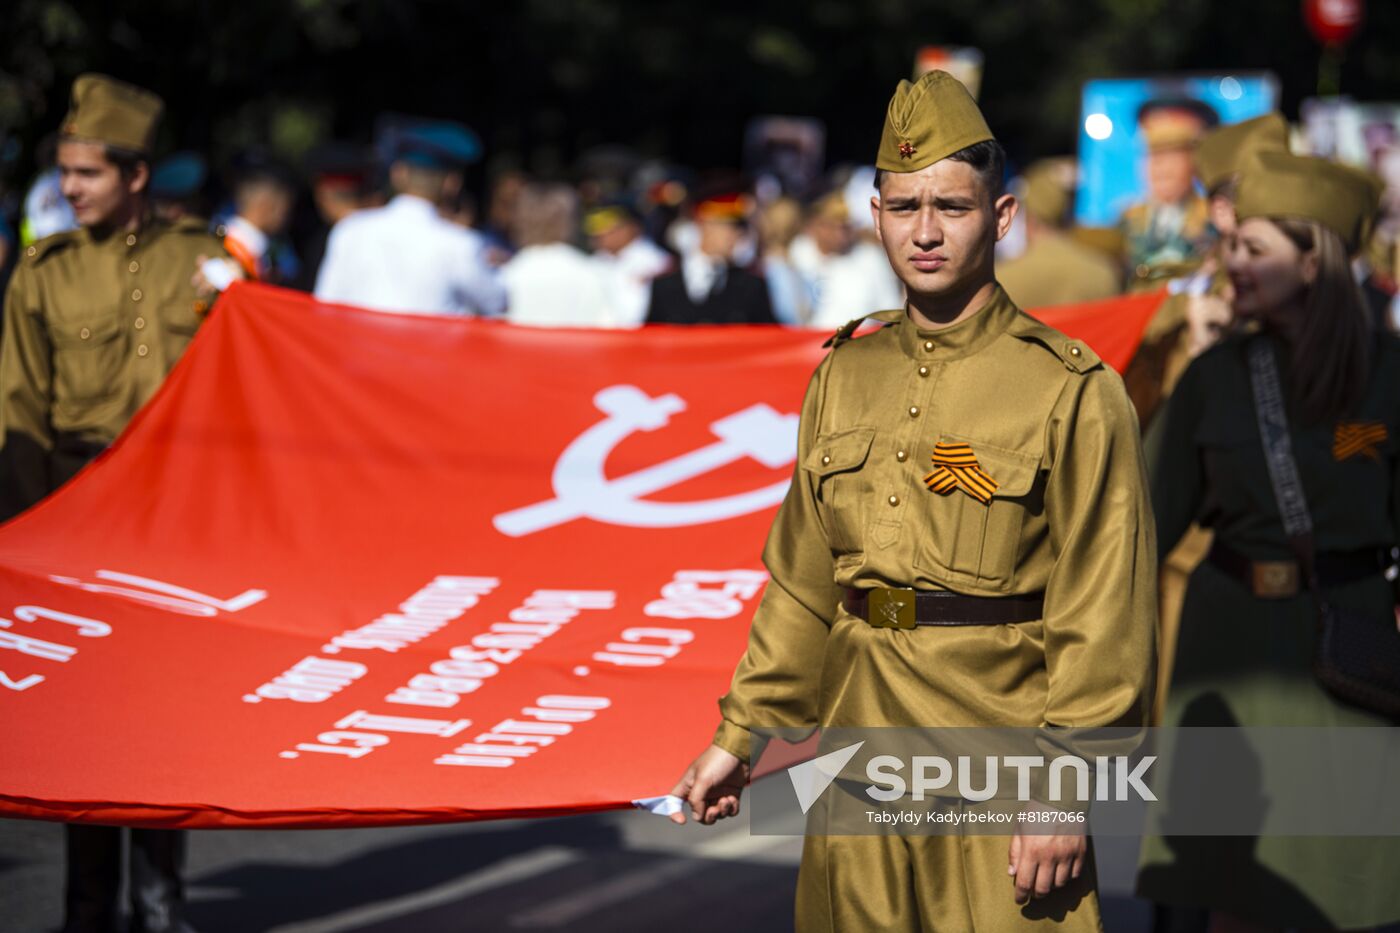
[1251,560,1299,598]
[867,587,917,630]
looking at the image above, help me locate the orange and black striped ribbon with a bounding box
[1333,422,1387,462]
[924,442,998,504]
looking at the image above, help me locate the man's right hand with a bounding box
[668,744,749,825]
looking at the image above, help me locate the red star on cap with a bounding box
[898,140,916,159]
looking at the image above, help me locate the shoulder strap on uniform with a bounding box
[823,309,904,349]
[20,230,80,265]
[1005,311,1102,375]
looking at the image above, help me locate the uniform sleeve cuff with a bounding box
[712,720,753,763]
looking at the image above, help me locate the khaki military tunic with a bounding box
[713,286,1157,931]
[996,232,1122,310]
[0,217,225,513]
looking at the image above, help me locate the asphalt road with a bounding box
[1,773,1162,933]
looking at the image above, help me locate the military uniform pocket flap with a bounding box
[937,436,1040,499]
[51,315,121,348]
[804,427,876,476]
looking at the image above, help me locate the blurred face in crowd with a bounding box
[313,180,363,226]
[1223,217,1315,322]
[593,218,639,256]
[808,212,853,257]
[58,139,148,229]
[1146,146,1197,205]
[698,218,744,260]
[239,180,295,236]
[871,158,1015,308]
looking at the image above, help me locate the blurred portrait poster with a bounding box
[1302,97,1400,279]
[1075,74,1279,273]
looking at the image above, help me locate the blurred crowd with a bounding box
[8,91,1392,338]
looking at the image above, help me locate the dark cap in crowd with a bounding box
[395,121,482,170]
[149,151,207,200]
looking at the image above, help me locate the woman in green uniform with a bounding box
[1137,151,1400,931]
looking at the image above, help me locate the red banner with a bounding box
[0,284,1162,828]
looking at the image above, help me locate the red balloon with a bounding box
[1304,0,1364,46]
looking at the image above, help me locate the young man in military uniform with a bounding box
[670,71,1156,930]
[0,73,227,932]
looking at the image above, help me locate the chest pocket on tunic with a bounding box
[50,314,127,402]
[803,427,876,556]
[914,437,1041,591]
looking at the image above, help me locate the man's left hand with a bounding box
[1007,818,1086,904]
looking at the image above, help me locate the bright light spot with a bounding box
[1085,113,1114,141]
[1220,76,1243,101]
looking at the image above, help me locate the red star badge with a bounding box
[898,140,916,159]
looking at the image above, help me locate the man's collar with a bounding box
[895,283,1018,361]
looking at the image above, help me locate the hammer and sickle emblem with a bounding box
[493,385,799,537]
[879,599,906,625]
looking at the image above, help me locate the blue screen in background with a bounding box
[1075,74,1279,228]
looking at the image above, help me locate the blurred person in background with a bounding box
[790,188,904,329]
[296,142,378,291]
[755,195,810,325]
[586,201,672,328]
[1137,152,1400,933]
[1127,114,1289,431]
[1120,98,1219,287]
[1124,114,1291,729]
[480,166,526,262]
[217,150,299,285]
[501,181,612,327]
[645,192,775,324]
[996,157,1120,309]
[20,133,78,246]
[0,73,233,933]
[147,151,208,224]
[314,121,504,316]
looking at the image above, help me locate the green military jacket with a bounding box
[0,216,225,509]
[714,285,1157,760]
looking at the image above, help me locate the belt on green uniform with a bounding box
[1206,539,1397,599]
[843,587,1045,629]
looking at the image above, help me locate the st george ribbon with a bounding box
[0,283,1162,828]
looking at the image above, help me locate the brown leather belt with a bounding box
[1206,539,1396,599]
[843,587,1045,629]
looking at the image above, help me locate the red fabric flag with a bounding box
[0,284,1162,828]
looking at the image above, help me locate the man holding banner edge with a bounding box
[670,70,1156,929]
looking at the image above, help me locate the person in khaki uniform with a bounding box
[0,75,226,524]
[996,158,1121,309]
[670,71,1156,931]
[0,73,226,933]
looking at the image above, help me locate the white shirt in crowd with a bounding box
[314,194,506,316]
[593,236,672,328]
[502,243,614,328]
[789,234,905,329]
